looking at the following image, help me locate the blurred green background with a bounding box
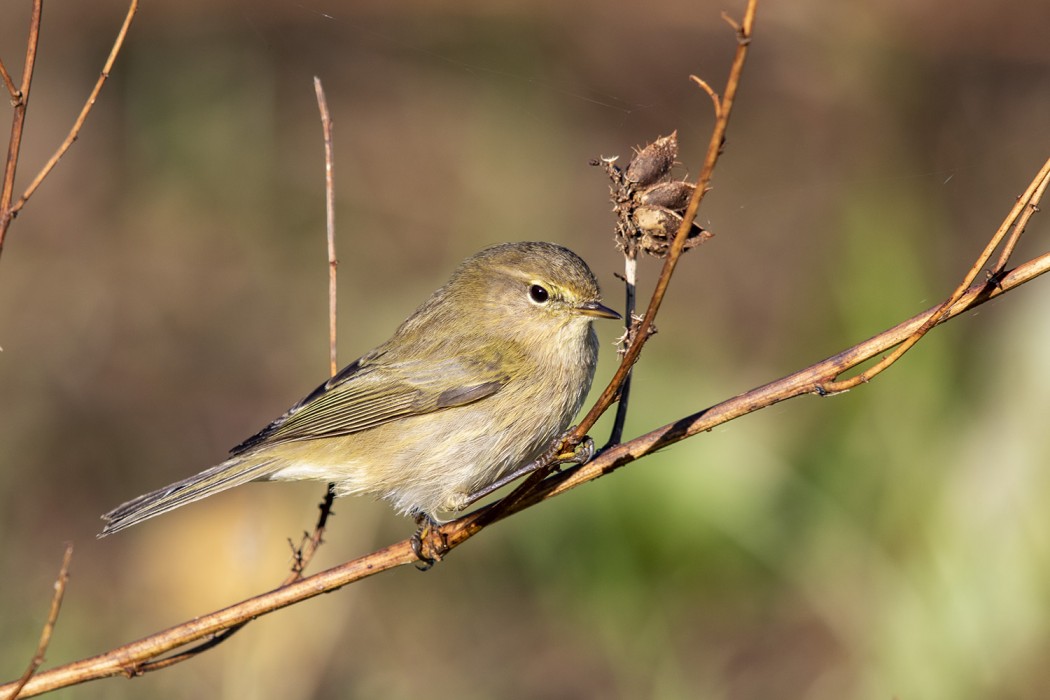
[2,0,1049,698]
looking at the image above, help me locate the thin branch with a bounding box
[0,0,43,256]
[312,75,339,580]
[689,75,722,118]
[993,161,1050,275]
[493,0,758,513]
[577,0,757,440]
[821,155,1050,393]
[0,58,18,101]
[5,544,73,700]
[1,540,416,698]
[314,76,338,378]
[6,0,138,224]
[290,484,337,578]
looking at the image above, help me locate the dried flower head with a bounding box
[594,130,711,259]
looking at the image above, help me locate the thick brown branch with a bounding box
[131,485,337,675]
[446,248,1050,535]
[5,200,1046,700]
[1,540,416,698]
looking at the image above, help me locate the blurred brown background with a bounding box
[2,0,1050,698]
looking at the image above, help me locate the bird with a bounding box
[100,241,619,536]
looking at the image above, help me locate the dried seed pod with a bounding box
[631,205,706,256]
[638,180,695,211]
[632,205,680,238]
[625,132,678,187]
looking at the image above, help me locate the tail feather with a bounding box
[99,455,279,537]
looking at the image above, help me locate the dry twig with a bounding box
[0,0,43,255]
[315,76,339,379]
[310,74,339,574]
[5,545,73,700]
[820,155,1050,393]
[0,0,138,260]
[582,0,756,439]
[131,77,346,674]
[492,0,756,514]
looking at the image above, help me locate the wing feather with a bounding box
[231,351,512,455]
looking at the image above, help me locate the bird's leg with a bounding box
[461,430,596,509]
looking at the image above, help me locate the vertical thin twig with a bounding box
[314,76,338,379]
[311,75,338,570]
[0,58,19,100]
[492,0,759,514]
[127,79,345,675]
[575,0,758,441]
[0,0,44,257]
[5,544,73,700]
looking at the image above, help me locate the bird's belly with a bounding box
[263,382,580,518]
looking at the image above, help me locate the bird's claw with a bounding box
[411,512,445,571]
[563,435,595,466]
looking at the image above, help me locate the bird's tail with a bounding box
[99,454,280,537]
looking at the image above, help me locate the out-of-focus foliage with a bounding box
[2,1,1049,698]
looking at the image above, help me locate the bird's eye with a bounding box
[528,284,550,304]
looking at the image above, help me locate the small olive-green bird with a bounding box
[100,241,619,536]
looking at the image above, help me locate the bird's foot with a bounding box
[411,512,447,571]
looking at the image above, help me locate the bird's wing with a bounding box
[230,350,512,455]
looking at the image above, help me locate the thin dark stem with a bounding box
[606,252,637,447]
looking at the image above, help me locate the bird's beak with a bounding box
[576,301,621,320]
